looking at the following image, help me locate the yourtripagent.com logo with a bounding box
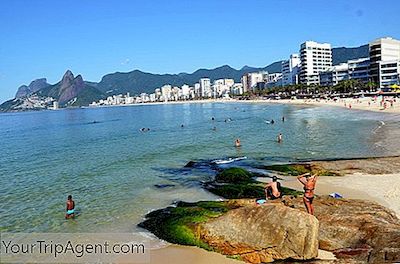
[0,233,149,263]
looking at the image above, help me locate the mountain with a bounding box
[1,71,105,112]
[2,44,370,111]
[37,70,105,106]
[15,78,50,98]
[332,44,369,65]
[97,62,283,95]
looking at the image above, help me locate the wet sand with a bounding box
[149,245,242,264]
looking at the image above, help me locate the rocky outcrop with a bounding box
[58,71,85,104]
[280,196,400,263]
[15,85,30,98]
[198,203,319,263]
[15,78,49,98]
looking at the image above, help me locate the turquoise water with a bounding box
[1,102,399,234]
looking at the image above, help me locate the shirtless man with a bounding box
[265,176,281,200]
[297,173,317,215]
[65,195,75,219]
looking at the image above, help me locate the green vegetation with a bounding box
[207,167,303,198]
[263,163,339,176]
[138,167,303,255]
[138,201,237,250]
[215,167,253,183]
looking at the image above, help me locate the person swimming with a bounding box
[297,173,318,215]
[65,195,75,219]
[277,133,283,143]
[265,176,282,200]
[235,138,241,147]
[271,119,275,124]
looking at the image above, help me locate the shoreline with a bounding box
[3,96,400,114]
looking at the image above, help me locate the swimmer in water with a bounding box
[235,138,241,147]
[277,133,282,143]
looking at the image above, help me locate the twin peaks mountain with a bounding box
[0,70,105,112]
[36,70,105,105]
[0,44,369,112]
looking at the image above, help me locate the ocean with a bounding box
[1,102,399,236]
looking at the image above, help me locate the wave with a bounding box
[372,120,386,134]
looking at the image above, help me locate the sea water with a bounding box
[1,102,399,235]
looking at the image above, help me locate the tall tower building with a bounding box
[199,78,211,98]
[299,41,332,85]
[282,54,301,86]
[369,37,400,87]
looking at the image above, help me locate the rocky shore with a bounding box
[140,161,400,263]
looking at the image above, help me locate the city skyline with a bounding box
[1,0,400,102]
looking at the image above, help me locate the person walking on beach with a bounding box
[65,195,75,219]
[265,176,282,200]
[277,133,283,143]
[297,173,317,215]
[235,138,241,147]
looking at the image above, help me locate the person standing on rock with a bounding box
[265,176,282,200]
[297,173,317,215]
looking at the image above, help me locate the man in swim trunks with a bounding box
[297,173,317,215]
[65,195,75,219]
[265,176,281,200]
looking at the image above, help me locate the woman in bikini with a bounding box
[297,173,318,215]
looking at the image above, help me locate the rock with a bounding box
[198,203,319,263]
[15,85,31,98]
[184,161,196,168]
[281,196,400,263]
[15,78,49,98]
[58,71,86,104]
[154,184,175,189]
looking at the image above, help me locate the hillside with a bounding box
[332,44,369,65]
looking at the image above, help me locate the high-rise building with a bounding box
[369,37,400,87]
[199,78,211,97]
[161,85,172,101]
[241,72,265,92]
[282,54,300,86]
[299,41,332,85]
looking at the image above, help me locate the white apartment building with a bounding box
[369,37,400,87]
[348,57,370,83]
[199,78,211,97]
[241,72,265,92]
[282,54,301,86]
[181,84,190,99]
[299,41,332,85]
[161,84,172,101]
[231,83,243,95]
[212,78,234,97]
[194,83,200,97]
[266,73,283,84]
[319,63,349,86]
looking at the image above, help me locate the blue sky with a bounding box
[0,0,399,102]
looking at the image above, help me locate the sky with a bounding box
[0,0,399,102]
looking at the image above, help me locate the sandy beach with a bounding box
[282,173,400,218]
[263,96,400,114]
